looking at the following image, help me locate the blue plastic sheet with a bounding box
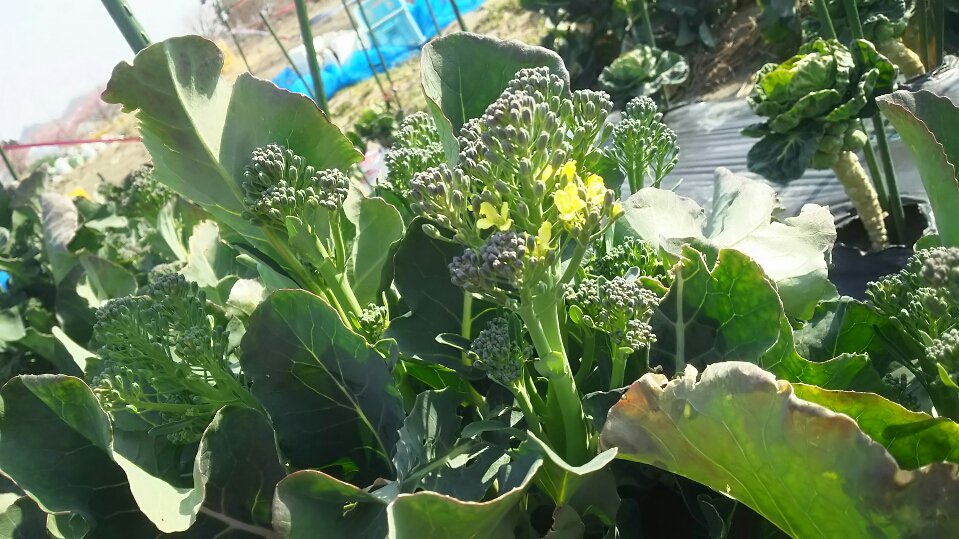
[0,271,9,292]
[272,0,484,100]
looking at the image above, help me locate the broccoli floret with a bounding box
[384,113,445,197]
[565,275,659,352]
[357,303,389,343]
[918,247,959,302]
[449,231,530,302]
[470,315,532,386]
[867,248,959,340]
[242,144,350,229]
[589,235,669,283]
[605,97,680,193]
[91,274,257,443]
[121,165,175,219]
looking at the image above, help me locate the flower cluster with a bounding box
[470,316,533,386]
[566,275,659,351]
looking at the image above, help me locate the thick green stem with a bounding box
[876,38,926,78]
[812,0,838,39]
[511,379,545,439]
[610,346,628,389]
[101,0,150,53]
[520,293,588,465]
[871,116,907,245]
[575,331,596,385]
[839,0,864,39]
[833,151,888,250]
[560,243,588,285]
[461,292,473,366]
[918,0,931,69]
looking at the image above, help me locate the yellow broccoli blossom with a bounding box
[68,187,92,200]
[584,174,607,206]
[554,181,587,231]
[532,221,553,259]
[559,160,578,183]
[476,201,512,231]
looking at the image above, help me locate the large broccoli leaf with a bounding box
[619,169,837,319]
[241,289,404,485]
[600,362,959,537]
[878,90,959,247]
[102,36,361,265]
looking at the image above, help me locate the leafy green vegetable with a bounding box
[604,96,680,194]
[600,361,959,538]
[598,45,688,107]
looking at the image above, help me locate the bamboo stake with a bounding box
[0,147,19,183]
[353,0,404,109]
[259,11,314,98]
[423,0,444,37]
[293,0,330,113]
[100,0,150,53]
[338,0,393,108]
[449,0,468,31]
[214,0,254,74]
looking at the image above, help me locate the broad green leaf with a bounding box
[0,375,160,536]
[527,433,619,525]
[345,197,404,307]
[793,384,959,469]
[386,441,544,538]
[102,36,361,262]
[241,289,404,484]
[598,45,689,106]
[745,122,825,183]
[0,308,25,344]
[420,33,569,132]
[386,220,489,375]
[394,389,462,482]
[272,470,391,539]
[180,220,255,304]
[600,362,959,538]
[39,194,77,284]
[175,406,285,538]
[75,254,137,309]
[652,246,866,387]
[877,90,959,247]
[620,170,837,319]
[51,327,92,375]
[0,494,46,539]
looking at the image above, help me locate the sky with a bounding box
[0,0,209,141]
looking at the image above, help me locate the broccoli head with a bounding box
[384,112,445,198]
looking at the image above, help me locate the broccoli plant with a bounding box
[90,273,260,443]
[744,38,896,250]
[410,66,625,464]
[597,45,689,107]
[867,247,959,419]
[383,112,445,209]
[604,96,680,194]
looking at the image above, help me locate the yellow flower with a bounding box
[584,174,607,206]
[612,202,623,219]
[68,187,91,200]
[554,182,586,225]
[539,164,554,182]
[559,160,578,183]
[532,221,553,259]
[476,201,512,231]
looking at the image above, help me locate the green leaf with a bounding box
[620,170,837,319]
[600,362,959,538]
[652,246,866,387]
[793,384,959,469]
[420,32,569,132]
[386,441,544,538]
[527,433,619,524]
[877,90,959,247]
[272,470,391,539]
[241,289,404,484]
[394,389,462,482]
[0,494,46,539]
[0,375,160,535]
[746,121,825,182]
[598,45,689,106]
[345,197,404,307]
[0,308,26,344]
[175,406,285,537]
[75,254,138,309]
[102,36,361,261]
[38,194,78,284]
[386,220,488,375]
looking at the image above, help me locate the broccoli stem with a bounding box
[876,38,925,78]
[574,330,597,385]
[461,292,473,366]
[519,292,589,465]
[832,150,888,250]
[610,345,628,389]
[509,377,545,439]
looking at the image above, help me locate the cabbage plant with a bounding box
[744,37,896,250]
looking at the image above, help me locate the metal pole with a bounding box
[215,1,254,74]
[338,0,392,106]
[100,0,150,53]
[259,11,314,98]
[0,147,19,183]
[448,0,468,32]
[352,0,403,109]
[293,0,330,113]
[423,0,444,37]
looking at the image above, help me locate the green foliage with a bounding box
[604,96,680,193]
[598,45,689,107]
[348,106,399,150]
[90,274,257,443]
[383,112,445,201]
[744,38,896,181]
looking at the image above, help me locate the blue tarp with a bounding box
[272,0,484,100]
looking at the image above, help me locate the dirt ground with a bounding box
[56,0,768,194]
